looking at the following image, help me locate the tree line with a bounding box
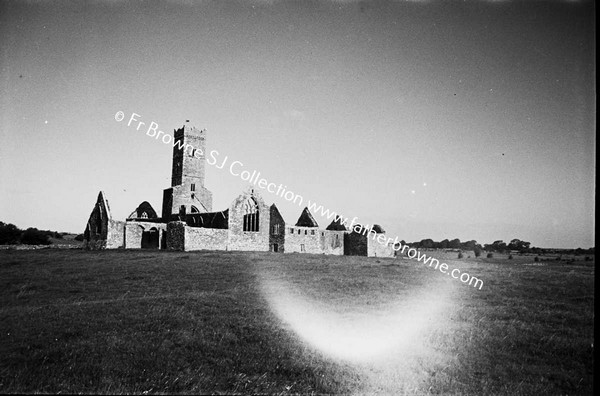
[404,238,594,256]
[0,221,67,245]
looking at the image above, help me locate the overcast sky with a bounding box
[0,0,595,248]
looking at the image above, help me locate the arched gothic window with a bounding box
[242,197,259,232]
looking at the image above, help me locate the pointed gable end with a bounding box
[295,207,319,227]
[326,218,347,231]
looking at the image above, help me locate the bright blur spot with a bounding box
[260,275,455,364]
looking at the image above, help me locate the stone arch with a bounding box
[141,226,159,249]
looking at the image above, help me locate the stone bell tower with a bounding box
[161,121,213,219]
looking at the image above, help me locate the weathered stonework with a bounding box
[367,233,395,258]
[227,189,270,251]
[286,225,322,253]
[185,227,228,251]
[166,221,186,251]
[344,230,368,256]
[124,221,167,249]
[83,192,125,250]
[269,204,286,252]
[321,230,345,255]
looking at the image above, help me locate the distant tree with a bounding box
[490,240,507,253]
[439,239,449,249]
[508,239,531,253]
[449,238,461,249]
[21,228,51,245]
[462,240,477,251]
[487,252,494,258]
[74,234,84,242]
[419,239,434,249]
[508,254,513,260]
[0,222,22,245]
[534,256,540,262]
[458,252,464,259]
[474,246,482,257]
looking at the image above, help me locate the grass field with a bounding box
[0,249,594,394]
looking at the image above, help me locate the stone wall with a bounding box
[106,220,125,249]
[269,204,285,252]
[124,221,167,249]
[321,230,345,255]
[367,234,395,258]
[285,225,322,253]
[227,189,270,251]
[161,188,173,219]
[84,191,122,250]
[171,184,212,214]
[344,231,368,256]
[166,221,186,251]
[185,227,228,251]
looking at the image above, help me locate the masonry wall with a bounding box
[167,221,186,251]
[227,191,270,251]
[106,220,125,249]
[84,193,118,250]
[269,205,286,252]
[344,231,368,256]
[285,225,322,253]
[162,188,173,219]
[367,234,395,258]
[171,184,212,214]
[321,230,345,255]
[124,221,167,249]
[184,226,228,251]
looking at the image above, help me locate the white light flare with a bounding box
[260,276,455,364]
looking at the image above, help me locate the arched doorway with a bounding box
[141,227,159,249]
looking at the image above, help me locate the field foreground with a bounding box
[0,250,594,394]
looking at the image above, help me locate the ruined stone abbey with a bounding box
[83,122,395,257]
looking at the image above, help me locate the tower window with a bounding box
[305,230,307,235]
[191,183,195,191]
[290,228,294,234]
[301,244,305,252]
[141,212,148,219]
[311,230,315,235]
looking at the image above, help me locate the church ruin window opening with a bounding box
[243,197,259,232]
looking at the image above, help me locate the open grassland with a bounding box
[0,249,594,394]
